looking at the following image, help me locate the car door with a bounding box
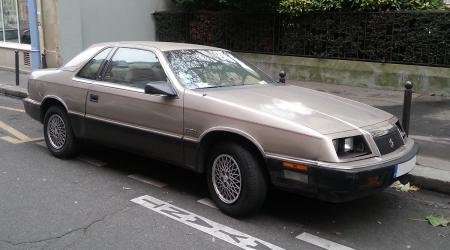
[85,47,184,165]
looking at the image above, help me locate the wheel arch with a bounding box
[40,96,69,122]
[196,128,268,175]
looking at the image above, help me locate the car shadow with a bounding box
[79,142,402,230]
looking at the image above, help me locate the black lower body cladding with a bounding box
[267,143,419,202]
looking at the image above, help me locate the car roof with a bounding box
[90,41,227,52]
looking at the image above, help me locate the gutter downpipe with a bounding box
[27,0,41,70]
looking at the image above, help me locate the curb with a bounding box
[410,165,450,195]
[0,83,28,98]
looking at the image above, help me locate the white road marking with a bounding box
[131,195,284,250]
[0,105,25,113]
[197,198,218,209]
[128,174,168,188]
[77,155,107,167]
[296,232,354,250]
[35,141,47,148]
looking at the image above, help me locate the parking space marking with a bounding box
[0,105,25,113]
[131,195,284,250]
[296,232,354,250]
[35,141,47,148]
[0,121,43,144]
[77,155,107,167]
[128,174,168,188]
[197,198,218,209]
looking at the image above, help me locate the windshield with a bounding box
[164,50,275,90]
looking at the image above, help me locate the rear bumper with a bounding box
[23,98,41,122]
[267,141,419,202]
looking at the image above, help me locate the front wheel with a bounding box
[206,142,267,217]
[43,106,79,158]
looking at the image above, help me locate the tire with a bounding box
[206,142,267,217]
[43,106,79,158]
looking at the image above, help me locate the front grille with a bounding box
[373,126,404,155]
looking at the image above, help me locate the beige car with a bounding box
[24,42,418,217]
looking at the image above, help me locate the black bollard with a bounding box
[279,70,286,83]
[402,81,413,135]
[15,51,19,86]
[42,53,48,69]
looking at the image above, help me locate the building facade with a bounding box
[0,0,173,71]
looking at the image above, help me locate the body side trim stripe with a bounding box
[85,114,183,140]
[67,111,85,117]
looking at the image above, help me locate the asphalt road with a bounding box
[0,95,449,250]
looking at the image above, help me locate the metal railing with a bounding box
[154,11,450,67]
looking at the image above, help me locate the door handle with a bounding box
[89,94,99,103]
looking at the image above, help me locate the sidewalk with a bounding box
[0,69,449,194]
[0,69,29,98]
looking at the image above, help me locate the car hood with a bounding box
[202,84,393,135]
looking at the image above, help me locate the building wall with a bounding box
[41,0,60,68]
[58,0,173,65]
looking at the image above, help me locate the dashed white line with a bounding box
[296,232,354,250]
[131,195,284,250]
[128,174,168,188]
[35,141,47,148]
[77,155,107,167]
[197,198,218,209]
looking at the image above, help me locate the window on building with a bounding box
[0,0,30,44]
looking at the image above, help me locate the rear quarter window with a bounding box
[62,46,105,71]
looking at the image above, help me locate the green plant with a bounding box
[278,0,446,13]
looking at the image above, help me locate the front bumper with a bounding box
[267,141,419,202]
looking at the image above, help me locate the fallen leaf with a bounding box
[391,181,419,192]
[425,215,450,227]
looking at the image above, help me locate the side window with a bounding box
[77,48,112,80]
[103,48,167,89]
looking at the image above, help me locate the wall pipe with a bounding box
[27,0,41,70]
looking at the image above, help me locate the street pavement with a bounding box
[0,85,449,249]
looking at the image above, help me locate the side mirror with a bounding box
[144,81,177,97]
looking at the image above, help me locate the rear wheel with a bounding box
[206,142,267,217]
[43,106,79,158]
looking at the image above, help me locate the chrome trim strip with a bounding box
[93,81,145,93]
[85,114,183,140]
[183,136,199,143]
[265,153,318,166]
[266,138,416,170]
[72,77,94,84]
[67,111,85,117]
[23,98,41,106]
[72,76,146,93]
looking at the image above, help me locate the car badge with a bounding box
[389,138,395,148]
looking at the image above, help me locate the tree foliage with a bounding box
[172,0,446,12]
[279,0,446,13]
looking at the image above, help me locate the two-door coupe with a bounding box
[24,42,418,217]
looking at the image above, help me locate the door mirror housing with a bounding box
[144,81,177,97]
